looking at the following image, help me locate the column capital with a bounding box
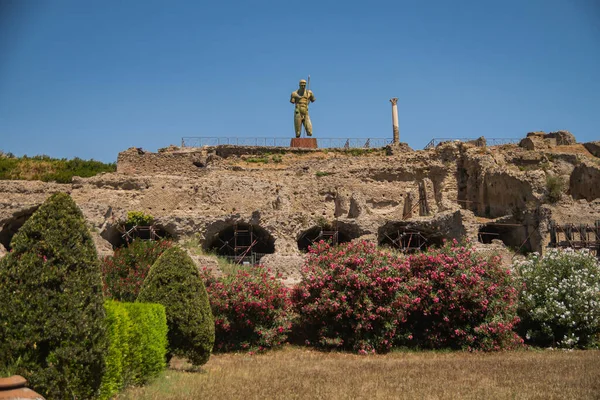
[389,98,398,105]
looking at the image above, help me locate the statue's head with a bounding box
[299,79,307,88]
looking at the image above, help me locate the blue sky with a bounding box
[1,0,599,163]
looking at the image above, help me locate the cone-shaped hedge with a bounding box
[0,192,106,399]
[138,247,215,365]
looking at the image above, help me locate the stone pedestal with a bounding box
[290,138,318,149]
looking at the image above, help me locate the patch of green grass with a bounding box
[245,157,270,164]
[0,153,116,183]
[181,236,251,276]
[315,171,332,177]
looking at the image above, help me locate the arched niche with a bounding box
[378,222,445,253]
[205,222,275,264]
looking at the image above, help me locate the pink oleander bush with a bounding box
[201,265,293,352]
[402,242,522,351]
[292,240,522,354]
[292,240,412,354]
[101,239,172,302]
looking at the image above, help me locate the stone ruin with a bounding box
[0,131,599,281]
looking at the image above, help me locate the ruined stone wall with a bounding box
[1,138,599,274]
[117,147,208,176]
[570,162,600,201]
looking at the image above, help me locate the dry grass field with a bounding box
[118,346,600,400]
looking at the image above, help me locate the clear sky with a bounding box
[1,0,599,162]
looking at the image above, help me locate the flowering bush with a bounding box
[514,248,600,348]
[292,240,522,354]
[292,240,412,354]
[402,242,522,351]
[101,239,172,301]
[201,265,292,352]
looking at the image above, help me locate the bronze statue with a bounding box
[290,79,315,138]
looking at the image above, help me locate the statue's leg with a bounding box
[294,110,302,138]
[304,114,313,136]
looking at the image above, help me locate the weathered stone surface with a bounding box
[385,142,413,155]
[547,130,577,145]
[583,141,600,158]
[260,254,304,283]
[520,130,576,150]
[0,132,598,260]
[570,162,600,201]
[188,253,222,277]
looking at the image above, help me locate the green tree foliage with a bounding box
[0,192,107,399]
[138,247,215,365]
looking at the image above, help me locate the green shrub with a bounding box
[0,154,115,182]
[514,249,600,348]
[101,239,172,302]
[0,192,107,399]
[138,247,215,365]
[126,211,154,226]
[99,301,168,400]
[99,301,131,400]
[123,302,168,382]
[545,175,565,203]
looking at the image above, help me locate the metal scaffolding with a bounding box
[549,221,600,258]
[120,224,165,243]
[382,229,430,253]
[213,223,270,265]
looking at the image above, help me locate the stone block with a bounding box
[290,138,318,149]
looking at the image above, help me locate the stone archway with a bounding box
[378,222,445,253]
[205,222,275,264]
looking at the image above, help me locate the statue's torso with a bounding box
[292,90,313,109]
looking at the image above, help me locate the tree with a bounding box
[138,247,215,365]
[0,192,107,399]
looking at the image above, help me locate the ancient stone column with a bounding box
[390,98,399,144]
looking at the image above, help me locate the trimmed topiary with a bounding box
[138,247,215,365]
[0,192,107,399]
[99,300,168,400]
[122,302,168,382]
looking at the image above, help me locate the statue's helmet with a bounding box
[299,79,307,85]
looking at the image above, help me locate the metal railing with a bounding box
[424,138,520,149]
[181,137,393,149]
